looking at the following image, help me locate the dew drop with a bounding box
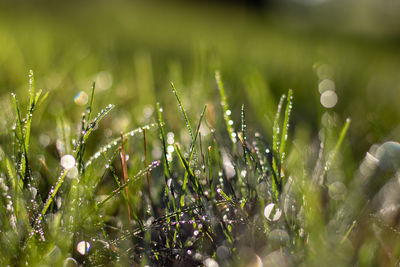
[264,203,282,221]
[203,258,219,267]
[76,241,91,255]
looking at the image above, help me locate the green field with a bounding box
[0,1,399,266]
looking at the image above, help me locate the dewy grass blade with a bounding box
[35,169,69,226]
[24,70,36,157]
[241,104,248,164]
[11,93,30,183]
[87,82,96,123]
[279,89,293,178]
[171,82,193,139]
[216,70,237,148]
[157,102,172,178]
[85,123,157,168]
[176,106,207,207]
[207,146,214,197]
[83,104,115,142]
[189,105,207,161]
[272,94,286,173]
[271,94,286,196]
[174,144,195,194]
[156,102,178,231]
[319,118,351,185]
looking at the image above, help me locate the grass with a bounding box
[0,1,399,266]
[0,69,398,266]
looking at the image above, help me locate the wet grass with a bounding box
[0,70,399,266]
[0,2,400,266]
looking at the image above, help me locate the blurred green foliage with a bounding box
[0,1,399,161]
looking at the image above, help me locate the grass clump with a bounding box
[0,70,399,267]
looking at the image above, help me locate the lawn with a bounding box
[0,1,399,266]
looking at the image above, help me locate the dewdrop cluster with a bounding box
[85,124,156,167]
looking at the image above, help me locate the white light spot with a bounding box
[203,258,219,267]
[318,79,335,93]
[320,90,338,108]
[264,203,282,221]
[167,132,175,145]
[167,145,175,154]
[76,241,91,255]
[316,64,334,79]
[60,155,76,170]
[74,91,88,106]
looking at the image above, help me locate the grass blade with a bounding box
[319,118,351,185]
[216,70,237,148]
[278,89,293,178]
[171,82,193,139]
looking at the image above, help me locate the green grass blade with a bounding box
[279,89,293,177]
[319,118,351,185]
[82,104,115,142]
[157,103,172,178]
[171,82,193,139]
[271,94,286,197]
[215,70,237,148]
[24,70,35,156]
[87,82,96,122]
[189,105,207,161]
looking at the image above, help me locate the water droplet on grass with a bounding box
[264,203,282,221]
[76,241,91,255]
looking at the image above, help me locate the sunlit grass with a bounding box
[0,2,399,265]
[0,70,398,266]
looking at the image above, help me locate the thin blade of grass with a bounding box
[171,82,193,139]
[156,103,172,178]
[215,70,237,148]
[87,82,96,122]
[83,104,114,142]
[278,89,293,178]
[319,118,351,185]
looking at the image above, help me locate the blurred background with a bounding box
[0,0,399,164]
